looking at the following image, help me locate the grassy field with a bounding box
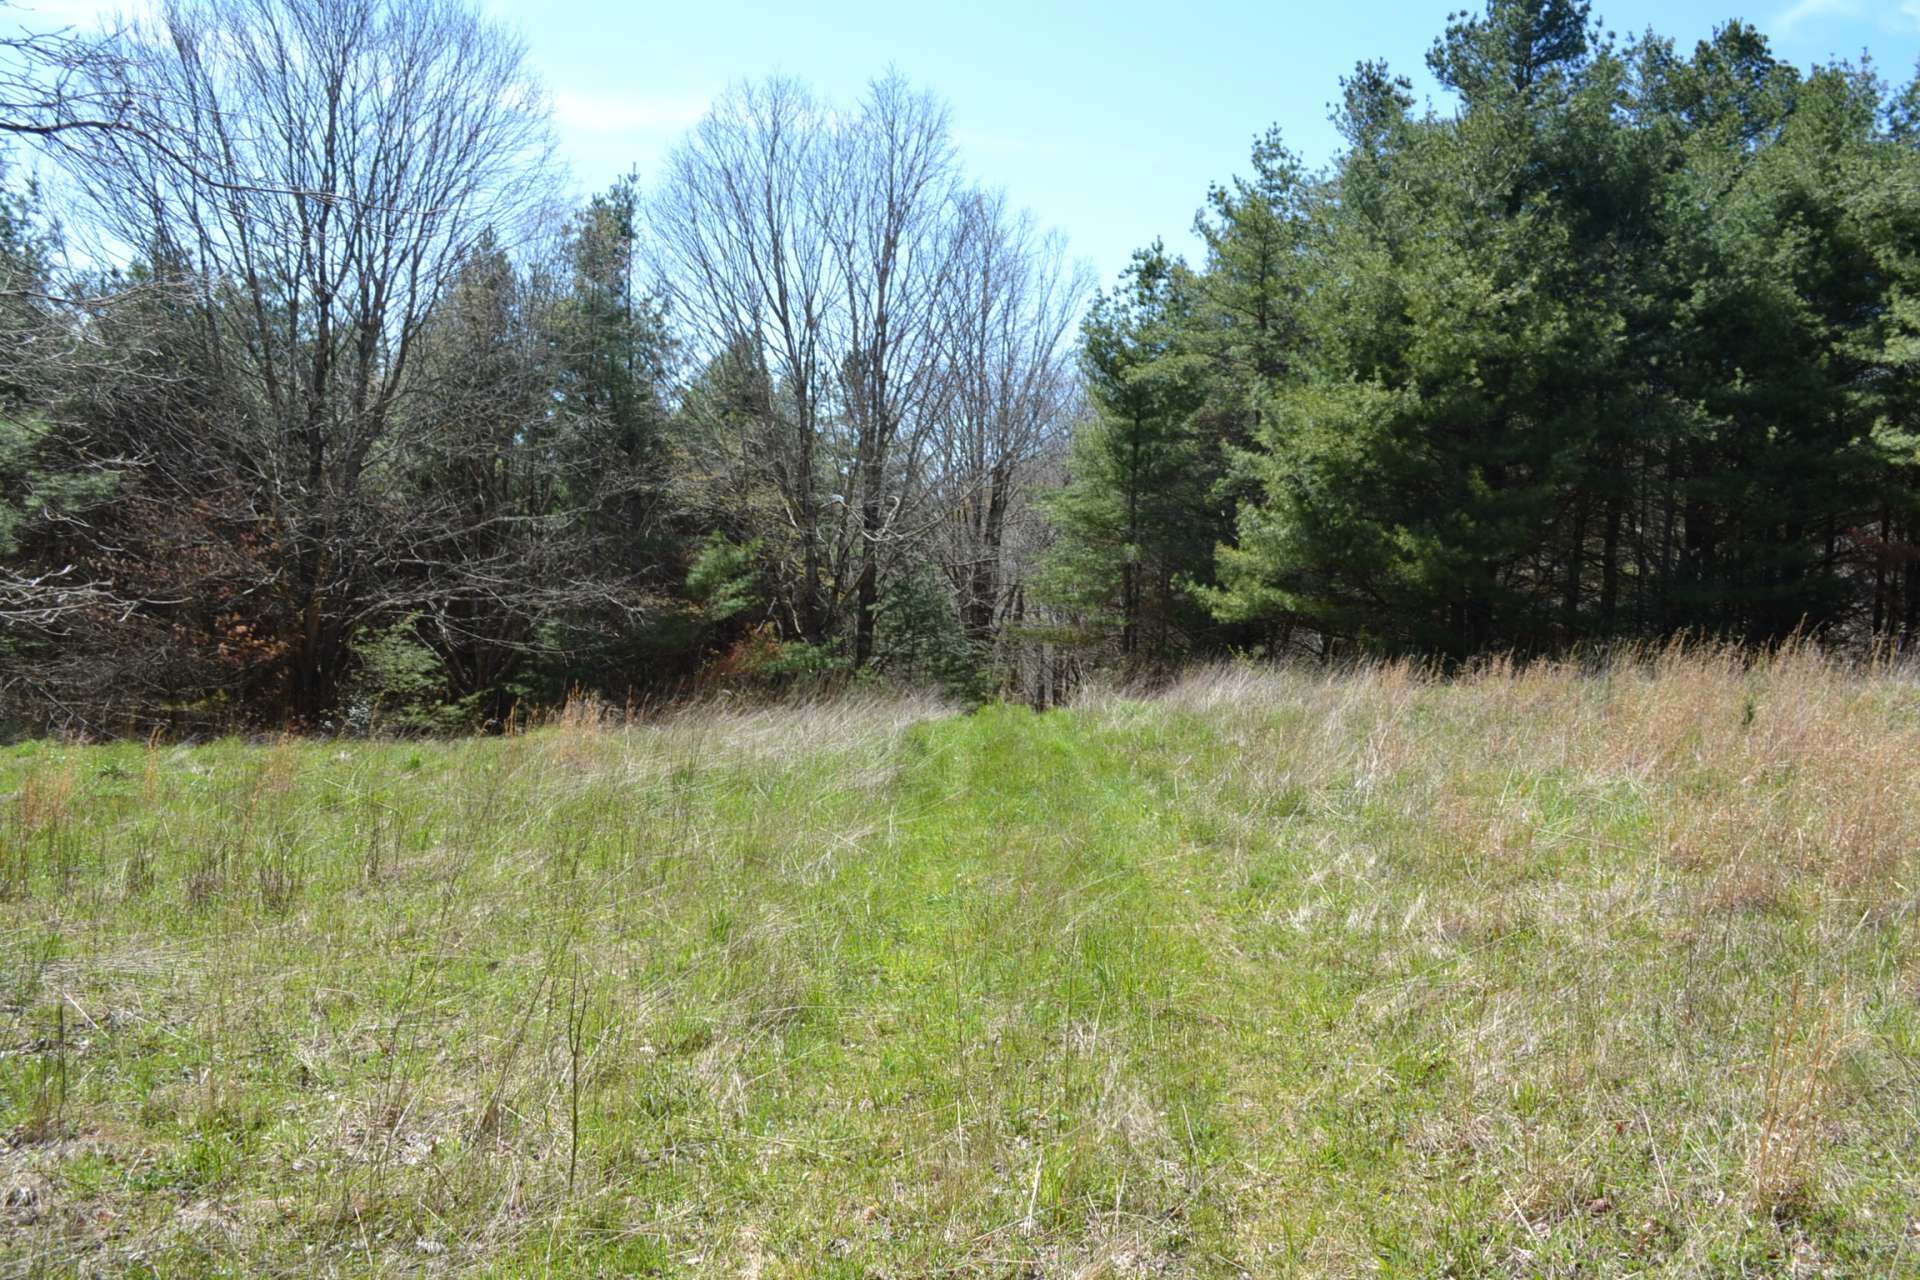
[2,649,1918,1277]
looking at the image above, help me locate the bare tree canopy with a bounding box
[650,73,1081,681]
[0,4,129,141]
[935,190,1085,645]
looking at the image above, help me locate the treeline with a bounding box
[4,0,1919,735]
[1051,0,1920,663]
[0,0,1082,733]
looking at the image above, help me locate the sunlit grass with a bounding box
[2,651,1917,1276]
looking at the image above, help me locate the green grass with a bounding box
[2,655,1918,1276]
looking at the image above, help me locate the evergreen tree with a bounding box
[1040,246,1213,662]
[1211,0,1624,655]
[1204,1,1920,658]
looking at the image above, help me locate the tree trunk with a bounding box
[853,446,886,668]
[1563,491,1588,638]
[1600,490,1623,638]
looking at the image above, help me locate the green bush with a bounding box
[874,568,990,703]
[345,617,478,735]
[684,535,761,623]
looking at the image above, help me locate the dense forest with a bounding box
[2,0,1918,733]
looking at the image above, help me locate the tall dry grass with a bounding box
[1133,641,1916,1242]
[1151,640,1920,892]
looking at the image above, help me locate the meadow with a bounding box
[2,648,1918,1277]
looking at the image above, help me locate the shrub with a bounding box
[344,616,478,734]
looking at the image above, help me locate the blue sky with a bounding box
[487,0,1920,287]
[20,0,1920,285]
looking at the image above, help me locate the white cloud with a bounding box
[1770,0,1920,39]
[1772,0,1859,37]
[549,89,711,137]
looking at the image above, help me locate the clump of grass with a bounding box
[3,764,79,899]
[1749,979,1849,1220]
[0,648,1916,1276]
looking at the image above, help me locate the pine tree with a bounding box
[1040,246,1213,662]
[1208,4,1920,657]
[1211,0,1622,656]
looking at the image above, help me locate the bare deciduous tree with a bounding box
[826,73,959,666]
[651,73,1079,675]
[55,0,556,719]
[0,3,127,142]
[651,77,840,643]
[933,190,1085,645]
